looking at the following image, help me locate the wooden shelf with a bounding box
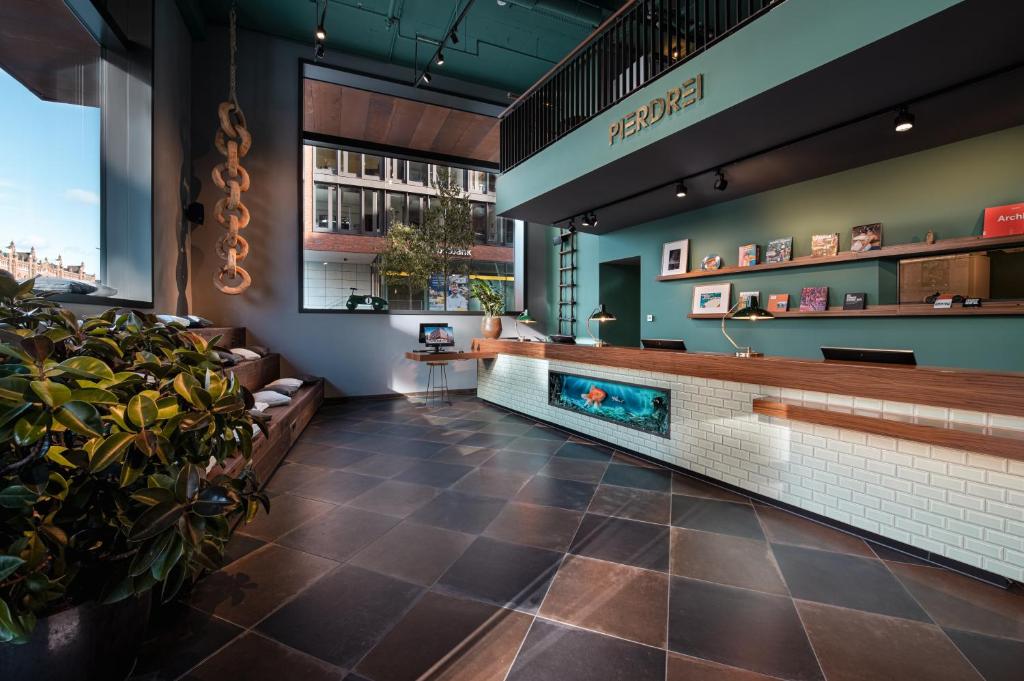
[405,350,497,361]
[657,234,1024,282]
[753,397,1024,462]
[689,300,1024,319]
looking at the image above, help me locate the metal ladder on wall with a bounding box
[557,228,577,336]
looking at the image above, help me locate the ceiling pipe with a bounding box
[499,0,605,29]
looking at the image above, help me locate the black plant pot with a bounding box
[0,592,152,681]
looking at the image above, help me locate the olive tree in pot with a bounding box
[470,280,505,339]
[0,272,268,681]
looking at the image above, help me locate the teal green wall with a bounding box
[599,261,642,347]
[544,126,1024,371]
[499,0,962,212]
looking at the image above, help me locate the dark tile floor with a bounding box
[134,395,1024,681]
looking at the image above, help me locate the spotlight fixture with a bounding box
[567,220,577,234]
[315,24,326,40]
[588,211,598,227]
[580,214,591,228]
[314,41,326,61]
[436,51,445,66]
[894,106,915,133]
[314,0,328,40]
[421,71,432,84]
[675,180,688,198]
[713,169,728,192]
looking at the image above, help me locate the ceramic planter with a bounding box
[481,315,502,339]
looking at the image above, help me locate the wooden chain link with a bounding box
[212,101,252,294]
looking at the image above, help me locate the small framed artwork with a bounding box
[767,293,789,311]
[739,291,761,308]
[843,292,867,310]
[738,243,760,267]
[661,239,689,276]
[692,283,731,315]
[811,233,840,257]
[799,286,829,312]
[765,237,793,263]
[850,223,882,252]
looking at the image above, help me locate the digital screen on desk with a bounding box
[423,325,454,346]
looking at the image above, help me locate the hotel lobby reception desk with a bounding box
[472,339,1024,582]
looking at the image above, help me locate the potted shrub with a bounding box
[0,272,268,681]
[470,280,505,339]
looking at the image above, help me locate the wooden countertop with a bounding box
[405,350,497,362]
[471,339,1024,418]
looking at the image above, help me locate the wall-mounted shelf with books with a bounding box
[657,233,1024,282]
[688,300,1024,319]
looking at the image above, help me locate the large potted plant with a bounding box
[0,272,268,681]
[470,280,505,339]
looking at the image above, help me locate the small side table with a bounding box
[425,361,450,406]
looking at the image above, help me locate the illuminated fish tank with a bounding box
[548,371,670,437]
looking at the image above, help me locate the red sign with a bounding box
[983,202,1024,238]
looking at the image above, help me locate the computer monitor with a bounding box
[642,338,687,351]
[419,322,449,344]
[821,347,917,365]
[423,325,455,353]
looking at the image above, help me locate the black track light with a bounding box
[450,24,460,44]
[580,213,592,228]
[894,106,915,133]
[421,71,432,84]
[675,180,687,198]
[314,41,325,61]
[315,24,326,40]
[568,220,577,234]
[436,51,445,66]
[315,0,327,40]
[587,211,598,227]
[713,169,728,192]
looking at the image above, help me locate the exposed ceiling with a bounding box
[195,0,624,95]
[502,0,1024,233]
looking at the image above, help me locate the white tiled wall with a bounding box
[303,260,374,309]
[478,354,1024,581]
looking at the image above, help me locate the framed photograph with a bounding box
[738,243,760,267]
[851,223,883,252]
[661,239,689,276]
[739,291,761,308]
[765,237,793,263]
[692,283,731,315]
[767,293,789,311]
[811,233,840,257]
[799,286,829,312]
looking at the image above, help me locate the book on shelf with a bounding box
[765,237,792,263]
[799,286,829,312]
[767,293,789,312]
[843,292,867,310]
[739,291,761,309]
[738,243,760,267]
[982,202,1024,238]
[811,233,840,257]
[850,223,882,252]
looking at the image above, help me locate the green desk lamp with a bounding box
[587,303,616,347]
[515,309,536,341]
[722,295,774,357]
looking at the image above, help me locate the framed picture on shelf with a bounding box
[738,243,760,267]
[692,283,731,315]
[739,291,761,308]
[799,286,829,312]
[660,239,689,276]
[765,237,793,263]
[850,223,882,252]
[767,293,789,311]
[811,233,840,257]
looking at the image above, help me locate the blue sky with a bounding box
[0,67,101,275]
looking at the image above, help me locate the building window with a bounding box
[0,1,152,304]
[302,141,518,312]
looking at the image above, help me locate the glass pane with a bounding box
[408,195,424,227]
[409,162,427,184]
[363,190,380,233]
[471,203,487,242]
[387,192,406,226]
[315,183,333,230]
[344,151,362,177]
[315,147,338,172]
[339,187,360,230]
[364,155,382,179]
[391,158,406,182]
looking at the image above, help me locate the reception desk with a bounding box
[472,339,1024,582]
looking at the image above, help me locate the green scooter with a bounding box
[345,287,388,310]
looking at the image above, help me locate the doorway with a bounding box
[598,256,641,347]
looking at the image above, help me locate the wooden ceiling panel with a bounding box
[303,79,499,165]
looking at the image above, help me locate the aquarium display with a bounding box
[548,371,670,437]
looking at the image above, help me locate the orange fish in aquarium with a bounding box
[581,385,607,407]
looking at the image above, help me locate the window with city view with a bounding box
[301,143,517,312]
[0,0,152,303]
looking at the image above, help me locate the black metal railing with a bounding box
[500,0,783,172]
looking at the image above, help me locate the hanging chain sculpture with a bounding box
[212,4,253,295]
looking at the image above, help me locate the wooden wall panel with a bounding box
[303,80,499,165]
